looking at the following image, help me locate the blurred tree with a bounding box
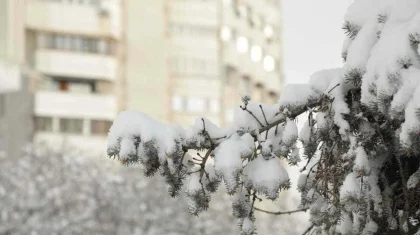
[0,146,240,235]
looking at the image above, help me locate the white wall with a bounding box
[0,61,21,93]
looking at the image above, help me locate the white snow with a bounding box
[390,68,420,117]
[282,119,298,146]
[108,111,185,163]
[340,172,360,201]
[243,156,289,200]
[308,68,343,94]
[353,146,370,175]
[213,133,254,193]
[408,169,420,189]
[400,84,420,145]
[187,172,202,194]
[344,18,378,72]
[299,119,312,144]
[336,212,353,234]
[362,220,378,234]
[232,102,279,133]
[241,217,255,235]
[278,84,320,108]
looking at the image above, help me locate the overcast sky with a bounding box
[282,0,354,84]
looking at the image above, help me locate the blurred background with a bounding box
[0,0,351,234]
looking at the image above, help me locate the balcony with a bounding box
[35,91,117,120]
[167,1,217,27]
[25,0,120,38]
[35,49,117,81]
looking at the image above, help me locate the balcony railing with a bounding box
[35,49,117,81]
[34,91,117,120]
[26,0,120,38]
[167,1,217,27]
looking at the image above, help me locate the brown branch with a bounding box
[259,105,269,125]
[240,104,264,128]
[327,83,340,94]
[254,206,309,215]
[302,225,315,235]
[258,97,325,135]
[178,95,328,155]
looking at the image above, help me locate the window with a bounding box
[58,80,69,91]
[168,23,216,38]
[37,34,46,48]
[91,120,112,135]
[46,0,102,5]
[170,57,217,77]
[232,0,240,17]
[172,96,185,112]
[187,97,206,113]
[225,65,237,84]
[237,36,249,53]
[220,26,231,42]
[263,55,276,72]
[253,83,264,102]
[247,6,254,27]
[264,24,274,38]
[59,118,83,134]
[37,33,113,55]
[250,45,262,62]
[89,0,101,6]
[74,37,83,51]
[35,117,53,132]
[62,36,72,50]
[98,39,108,54]
[53,78,95,93]
[55,35,65,50]
[231,29,237,42]
[241,76,250,94]
[269,91,278,104]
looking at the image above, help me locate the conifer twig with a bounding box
[253,206,309,215]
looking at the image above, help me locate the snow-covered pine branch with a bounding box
[107,1,420,234]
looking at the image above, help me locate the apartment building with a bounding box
[0,0,123,156]
[220,0,283,124]
[0,0,282,156]
[126,0,282,127]
[27,0,122,155]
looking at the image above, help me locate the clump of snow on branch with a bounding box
[243,156,289,200]
[214,133,254,194]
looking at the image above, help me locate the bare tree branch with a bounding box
[254,206,309,215]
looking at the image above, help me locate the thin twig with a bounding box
[254,206,309,215]
[259,105,269,125]
[240,105,264,128]
[327,83,340,94]
[302,225,315,235]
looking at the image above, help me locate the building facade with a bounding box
[0,0,282,156]
[28,0,122,155]
[126,0,283,127]
[0,0,33,157]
